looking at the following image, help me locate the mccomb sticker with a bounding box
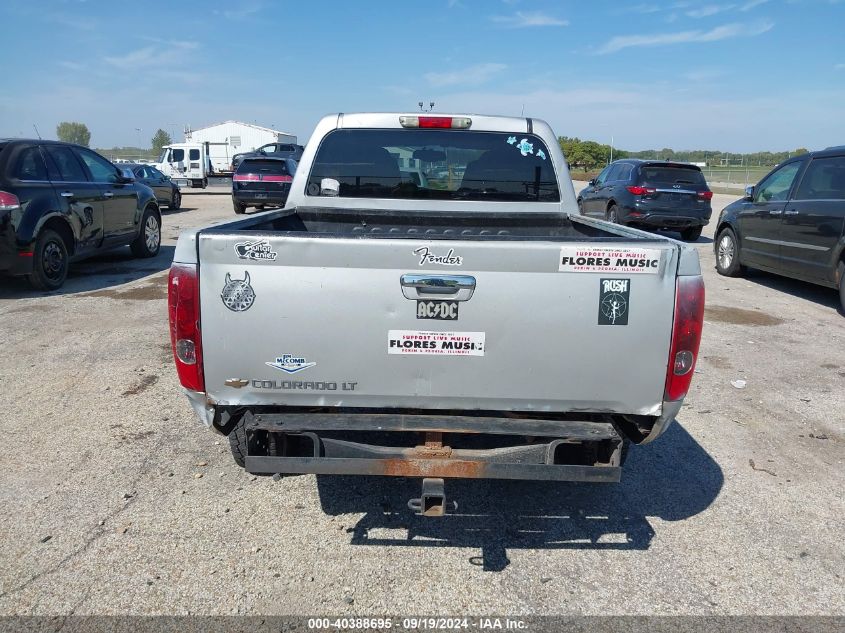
[559,247,662,274]
[388,331,485,356]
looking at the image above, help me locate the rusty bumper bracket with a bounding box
[245,455,621,482]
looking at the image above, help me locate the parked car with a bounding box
[714,146,845,312]
[0,139,161,290]
[120,163,181,210]
[232,156,296,214]
[577,159,713,241]
[169,112,705,515]
[230,143,304,172]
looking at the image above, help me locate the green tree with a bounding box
[151,129,172,155]
[56,121,91,147]
[793,148,809,156]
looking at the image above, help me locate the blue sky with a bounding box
[1,0,843,152]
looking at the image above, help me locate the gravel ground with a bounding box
[0,185,842,616]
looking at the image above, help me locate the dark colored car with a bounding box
[232,156,296,214]
[577,159,713,241]
[0,139,161,290]
[120,163,182,210]
[230,143,304,171]
[714,146,845,312]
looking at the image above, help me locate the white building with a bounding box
[184,120,297,154]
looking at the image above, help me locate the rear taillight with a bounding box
[0,191,21,211]
[399,116,472,129]
[626,185,656,196]
[168,263,204,392]
[664,275,705,402]
[697,190,713,200]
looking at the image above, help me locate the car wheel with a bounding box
[27,228,69,291]
[607,204,620,224]
[681,226,703,242]
[130,206,161,258]
[715,227,743,277]
[228,414,248,468]
[233,200,247,214]
[169,190,181,210]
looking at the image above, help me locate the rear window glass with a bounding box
[307,129,559,202]
[16,147,48,181]
[44,146,88,182]
[794,156,845,201]
[639,166,706,186]
[236,160,290,176]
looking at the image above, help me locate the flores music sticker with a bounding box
[598,278,630,326]
[559,247,662,274]
[220,271,256,312]
[388,331,485,356]
[234,238,277,261]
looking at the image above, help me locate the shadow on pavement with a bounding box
[316,423,723,570]
[0,245,174,299]
[740,268,842,314]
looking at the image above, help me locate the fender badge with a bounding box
[224,378,249,388]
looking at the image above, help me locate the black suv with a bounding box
[714,146,845,312]
[232,156,296,214]
[577,159,713,241]
[0,139,161,290]
[231,143,304,172]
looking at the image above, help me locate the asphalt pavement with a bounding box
[0,186,842,616]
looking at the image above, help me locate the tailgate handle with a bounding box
[400,274,476,301]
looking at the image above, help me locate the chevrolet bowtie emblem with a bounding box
[224,378,249,388]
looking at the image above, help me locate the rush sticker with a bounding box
[417,300,459,320]
[388,331,485,356]
[559,247,662,274]
[598,278,630,325]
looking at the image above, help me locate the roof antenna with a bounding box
[33,124,42,139]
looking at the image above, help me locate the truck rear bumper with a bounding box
[241,411,624,482]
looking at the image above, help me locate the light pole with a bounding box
[135,128,142,159]
[609,135,614,164]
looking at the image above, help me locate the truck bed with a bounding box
[194,207,683,419]
[201,206,663,242]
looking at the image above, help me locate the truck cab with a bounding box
[156,143,211,189]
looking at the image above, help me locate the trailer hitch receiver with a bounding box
[408,478,448,517]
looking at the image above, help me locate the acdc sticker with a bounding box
[598,278,630,325]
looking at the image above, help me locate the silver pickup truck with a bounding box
[168,113,705,515]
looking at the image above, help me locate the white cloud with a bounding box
[104,41,199,69]
[490,11,569,27]
[424,63,507,87]
[686,4,736,18]
[835,63,845,70]
[740,0,770,10]
[596,20,773,54]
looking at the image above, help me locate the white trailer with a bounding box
[183,120,297,173]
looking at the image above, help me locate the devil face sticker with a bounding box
[221,271,256,312]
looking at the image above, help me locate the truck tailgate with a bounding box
[198,234,679,416]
